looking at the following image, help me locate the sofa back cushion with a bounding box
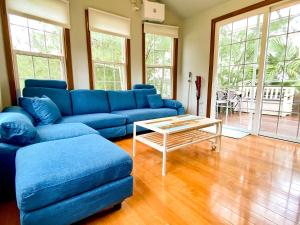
[25,79,67,89]
[23,87,72,116]
[107,90,136,111]
[134,88,157,109]
[133,84,155,89]
[70,90,110,115]
[0,112,37,146]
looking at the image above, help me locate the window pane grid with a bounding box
[10,15,63,56]
[93,62,125,91]
[9,14,65,91]
[217,14,263,91]
[145,33,173,98]
[91,31,126,90]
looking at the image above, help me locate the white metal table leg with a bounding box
[133,123,136,157]
[162,133,167,176]
[216,122,222,152]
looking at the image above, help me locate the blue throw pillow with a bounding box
[0,113,37,146]
[147,94,164,109]
[20,95,62,125]
[19,97,38,120]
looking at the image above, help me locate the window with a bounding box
[143,22,179,99]
[9,14,65,91]
[217,15,263,90]
[145,33,173,98]
[85,8,131,90]
[91,32,126,90]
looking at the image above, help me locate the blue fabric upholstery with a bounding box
[147,94,164,109]
[60,113,126,130]
[25,79,67,89]
[3,106,35,125]
[0,113,36,146]
[163,99,183,109]
[126,123,148,134]
[19,97,39,120]
[107,90,136,111]
[133,89,156,108]
[133,84,155,89]
[35,123,97,143]
[22,96,62,125]
[177,107,185,115]
[98,126,126,139]
[0,142,19,200]
[0,79,185,209]
[112,108,177,123]
[23,87,72,116]
[70,90,110,115]
[16,134,133,212]
[19,176,133,225]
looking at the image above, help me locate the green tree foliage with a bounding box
[91,32,125,90]
[10,15,63,90]
[145,34,172,98]
[217,12,300,90]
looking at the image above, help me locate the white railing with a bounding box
[240,86,295,116]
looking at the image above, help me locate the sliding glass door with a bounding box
[215,13,264,132]
[214,0,300,142]
[260,3,300,140]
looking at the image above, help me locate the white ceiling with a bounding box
[159,0,230,18]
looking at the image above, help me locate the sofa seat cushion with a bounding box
[35,123,97,143]
[112,108,177,123]
[59,113,126,130]
[16,134,133,212]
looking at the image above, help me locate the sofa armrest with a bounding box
[177,107,185,115]
[163,99,183,109]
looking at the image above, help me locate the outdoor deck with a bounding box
[217,111,300,139]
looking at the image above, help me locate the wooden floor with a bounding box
[1,135,300,224]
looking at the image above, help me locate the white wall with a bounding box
[69,0,183,90]
[180,0,262,116]
[0,0,182,106]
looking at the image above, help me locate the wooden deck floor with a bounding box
[218,111,300,138]
[0,135,300,224]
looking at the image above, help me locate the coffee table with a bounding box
[132,114,222,176]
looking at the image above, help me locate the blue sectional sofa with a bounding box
[0,79,184,224]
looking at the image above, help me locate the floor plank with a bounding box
[0,135,299,224]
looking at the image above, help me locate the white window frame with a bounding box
[90,31,127,90]
[8,13,66,94]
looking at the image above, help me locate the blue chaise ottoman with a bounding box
[15,134,133,225]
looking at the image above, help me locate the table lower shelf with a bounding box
[135,129,219,152]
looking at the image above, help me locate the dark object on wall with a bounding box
[195,76,201,116]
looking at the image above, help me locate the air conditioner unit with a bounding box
[143,0,165,23]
